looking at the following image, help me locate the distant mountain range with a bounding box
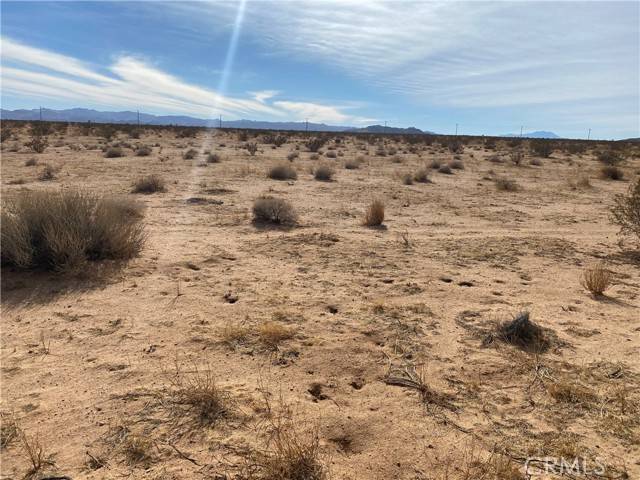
[501,130,561,139]
[0,108,430,134]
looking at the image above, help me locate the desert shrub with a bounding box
[509,150,524,166]
[438,164,453,174]
[391,155,403,164]
[610,179,640,242]
[493,311,549,352]
[25,158,38,167]
[568,174,591,190]
[38,164,57,181]
[487,154,503,164]
[104,146,124,158]
[252,196,297,226]
[314,164,334,181]
[1,189,145,271]
[135,146,151,157]
[495,177,519,191]
[245,142,258,156]
[529,158,542,166]
[531,140,553,158]
[325,150,337,159]
[449,159,464,170]
[597,150,622,165]
[447,139,464,154]
[306,137,325,153]
[565,142,587,155]
[363,199,385,226]
[375,147,386,156]
[97,124,117,141]
[413,168,431,183]
[581,263,612,296]
[132,175,166,194]
[268,164,297,181]
[238,131,248,142]
[601,165,624,180]
[206,153,221,163]
[344,158,360,169]
[26,131,48,153]
[183,148,197,159]
[0,127,13,143]
[401,173,414,185]
[287,151,299,161]
[428,159,441,169]
[258,321,295,350]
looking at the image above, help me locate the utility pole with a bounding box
[39,106,42,122]
[384,120,387,134]
[587,128,591,140]
[520,126,523,138]
[305,118,308,132]
[455,123,458,136]
[219,114,222,129]
[137,110,140,127]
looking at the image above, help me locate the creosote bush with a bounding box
[38,164,57,181]
[581,263,612,296]
[252,196,297,226]
[1,189,145,272]
[268,164,297,181]
[531,140,553,158]
[183,148,197,160]
[413,168,431,183]
[495,177,519,191]
[363,199,385,227]
[314,164,334,181]
[132,175,167,194]
[611,178,640,243]
[601,165,624,181]
[206,152,221,163]
[104,146,124,158]
[135,146,152,157]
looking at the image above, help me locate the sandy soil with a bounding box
[1,126,639,479]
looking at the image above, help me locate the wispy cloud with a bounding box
[169,1,638,112]
[0,36,370,124]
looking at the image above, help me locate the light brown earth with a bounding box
[1,126,639,479]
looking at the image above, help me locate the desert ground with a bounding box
[1,123,639,479]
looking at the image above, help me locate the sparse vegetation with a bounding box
[611,179,640,243]
[183,148,197,159]
[1,189,145,271]
[104,146,124,158]
[132,174,167,194]
[581,263,612,296]
[268,164,297,180]
[135,145,152,156]
[314,164,334,181]
[363,199,385,226]
[38,164,57,181]
[252,196,297,226]
[601,165,624,180]
[495,177,519,191]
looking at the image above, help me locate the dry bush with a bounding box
[20,430,54,479]
[162,365,234,429]
[597,149,622,165]
[287,151,299,161]
[1,189,145,272]
[531,139,553,158]
[547,380,598,407]
[429,159,441,169]
[492,311,549,352]
[363,199,385,227]
[449,159,464,170]
[413,168,431,183]
[495,177,519,191]
[601,165,624,180]
[401,173,414,185]
[26,134,48,154]
[252,196,297,226]
[529,157,542,166]
[510,150,524,165]
[220,323,250,347]
[611,178,640,242]
[0,412,18,450]
[38,164,56,181]
[314,164,335,181]
[24,158,38,167]
[132,174,166,194]
[121,434,153,465]
[447,139,464,154]
[246,142,259,156]
[207,152,221,163]
[258,321,294,350]
[306,137,325,152]
[183,148,197,159]
[438,164,453,174]
[135,145,151,157]
[580,263,612,296]
[344,158,360,169]
[104,146,124,158]
[268,164,297,181]
[568,174,591,190]
[325,150,337,159]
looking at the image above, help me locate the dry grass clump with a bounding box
[429,159,441,169]
[529,157,542,166]
[268,164,298,181]
[135,145,152,156]
[38,164,57,181]
[258,321,295,350]
[344,158,360,169]
[547,380,598,407]
[492,311,549,352]
[611,178,640,242]
[568,174,591,190]
[325,150,337,158]
[252,196,297,226]
[132,174,167,194]
[449,159,465,170]
[164,365,234,428]
[438,164,453,174]
[121,433,153,465]
[597,149,623,165]
[207,152,221,163]
[531,139,553,158]
[401,173,414,185]
[362,199,385,227]
[183,148,197,159]
[495,177,519,191]
[104,146,124,158]
[0,412,18,450]
[413,168,431,183]
[20,430,54,479]
[580,263,612,296]
[314,164,335,181]
[600,165,624,180]
[220,323,250,347]
[1,189,145,272]
[287,151,299,161]
[24,158,38,167]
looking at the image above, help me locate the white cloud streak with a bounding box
[0,36,369,124]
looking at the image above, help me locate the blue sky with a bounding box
[1,1,638,139]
